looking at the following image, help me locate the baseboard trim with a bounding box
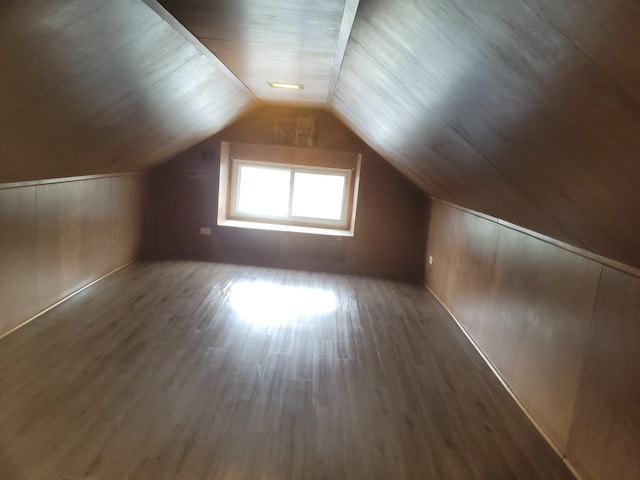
[0,261,135,342]
[424,283,583,480]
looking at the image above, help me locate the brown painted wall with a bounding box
[153,107,424,278]
[423,199,640,480]
[0,174,152,338]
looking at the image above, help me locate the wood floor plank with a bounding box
[0,260,574,479]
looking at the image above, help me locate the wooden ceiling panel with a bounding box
[0,0,257,183]
[415,0,640,261]
[526,0,640,106]
[0,0,161,123]
[159,0,346,105]
[332,0,640,267]
[332,3,582,245]
[200,38,333,104]
[332,41,585,248]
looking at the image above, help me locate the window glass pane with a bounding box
[291,172,346,220]
[237,165,290,216]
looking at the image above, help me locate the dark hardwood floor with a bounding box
[0,260,574,479]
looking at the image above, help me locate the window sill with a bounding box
[218,219,354,237]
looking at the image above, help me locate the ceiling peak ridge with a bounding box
[327,0,361,106]
[140,0,258,103]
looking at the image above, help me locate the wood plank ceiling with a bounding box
[330,0,640,268]
[157,0,359,106]
[1,0,639,269]
[0,0,257,183]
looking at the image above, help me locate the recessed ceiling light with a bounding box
[268,81,304,90]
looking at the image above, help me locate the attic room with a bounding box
[0,0,638,479]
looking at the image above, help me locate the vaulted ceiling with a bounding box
[1,0,639,268]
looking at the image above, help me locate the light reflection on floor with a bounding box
[228,280,338,326]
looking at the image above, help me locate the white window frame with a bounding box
[217,142,361,237]
[229,159,352,229]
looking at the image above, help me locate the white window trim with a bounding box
[218,142,361,237]
[229,159,352,229]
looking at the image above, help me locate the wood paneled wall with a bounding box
[0,174,152,339]
[423,199,640,480]
[153,107,424,278]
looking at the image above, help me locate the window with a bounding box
[231,160,351,227]
[218,142,361,236]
